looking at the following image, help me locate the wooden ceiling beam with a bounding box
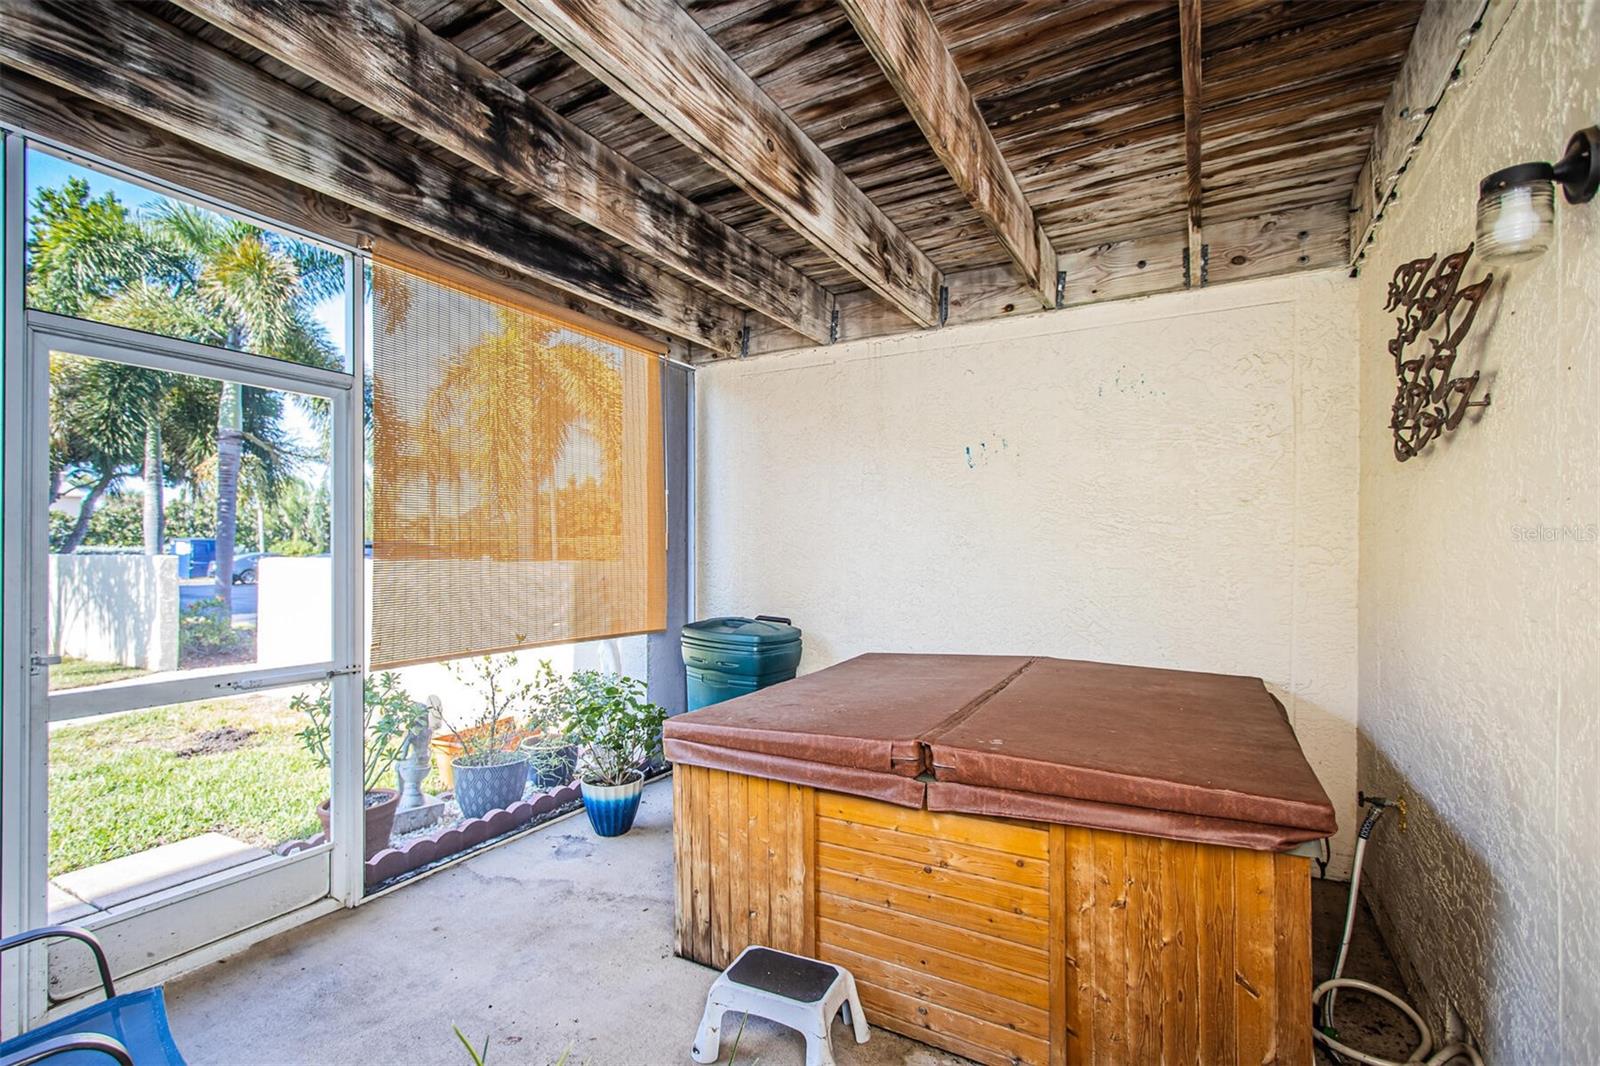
[0,0,743,354]
[743,201,1347,358]
[1178,0,1205,287]
[165,0,835,345]
[1349,0,1489,268]
[837,0,1058,310]
[500,0,945,328]
[0,69,676,354]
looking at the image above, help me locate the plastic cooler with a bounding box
[681,616,802,711]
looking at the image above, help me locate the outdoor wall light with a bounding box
[1476,125,1599,262]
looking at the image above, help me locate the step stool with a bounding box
[692,946,869,1066]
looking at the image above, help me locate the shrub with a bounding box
[559,672,666,787]
[178,596,246,656]
[267,538,318,557]
[292,671,427,795]
[442,654,536,768]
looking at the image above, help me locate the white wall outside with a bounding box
[257,555,649,714]
[47,553,178,671]
[696,269,1362,874]
[1353,2,1599,1060]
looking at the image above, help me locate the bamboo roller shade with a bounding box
[369,250,666,668]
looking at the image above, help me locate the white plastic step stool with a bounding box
[692,945,869,1066]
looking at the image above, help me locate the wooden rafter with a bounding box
[165,0,835,345]
[837,0,1058,310]
[745,202,1344,358]
[0,0,743,354]
[1349,0,1490,266]
[500,0,945,328]
[0,71,675,353]
[1178,0,1205,287]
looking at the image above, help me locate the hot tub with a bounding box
[664,653,1335,1066]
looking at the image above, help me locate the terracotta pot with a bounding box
[317,788,401,861]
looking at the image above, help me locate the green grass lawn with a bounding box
[52,657,150,690]
[49,695,327,877]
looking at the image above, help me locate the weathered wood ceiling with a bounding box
[2,0,1422,358]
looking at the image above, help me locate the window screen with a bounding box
[369,252,666,668]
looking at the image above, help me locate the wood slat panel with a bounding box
[818,815,1050,887]
[710,769,730,965]
[817,791,1050,858]
[672,764,808,969]
[818,867,1049,946]
[1276,853,1315,1066]
[746,774,770,949]
[1050,826,1312,1064]
[817,891,1051,980]
[859,981,1052,1066]
[822,943,1050,1040]
[816,916,1049,1010]
[1048,825,1069,1066]
[1235,848,1278,1063]
[674,771,1314,1064]
[817,841,1050,919]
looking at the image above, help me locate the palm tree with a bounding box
[402,308,622,562]
[143,203,341,615]
[27,176,342,621]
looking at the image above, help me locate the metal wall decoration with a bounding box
[1385,243,1495,462]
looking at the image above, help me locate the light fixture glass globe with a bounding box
[1476,180,1554,262]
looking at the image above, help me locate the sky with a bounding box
[26,148,351,367]
[27,147,339,483]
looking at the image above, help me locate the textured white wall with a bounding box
[697,270,1363,873]
[48,553,178,671]
[1354,1,1599,1060]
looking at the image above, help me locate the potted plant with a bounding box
[564,671,668,837]
[442,654,534,819]
[519,660,583,791]
[293,671,427,860]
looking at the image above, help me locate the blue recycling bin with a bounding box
[167,537,216,579]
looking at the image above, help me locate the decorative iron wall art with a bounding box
[1385,244,1495,462]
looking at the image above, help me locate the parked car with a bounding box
[207,551,267,584]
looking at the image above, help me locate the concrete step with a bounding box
[51,833,271,912]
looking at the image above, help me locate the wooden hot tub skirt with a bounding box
[673,764,1313,1066]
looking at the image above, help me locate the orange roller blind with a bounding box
[369,252,666,669]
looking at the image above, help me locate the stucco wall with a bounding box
[1354,1,1599,1060]
[48,552,178,671]
[696,270,1363,873]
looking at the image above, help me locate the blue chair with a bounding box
[0,926,185,1066]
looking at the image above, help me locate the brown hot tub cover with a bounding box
[663,653,1337,850]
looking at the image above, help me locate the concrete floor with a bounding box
[167,780,965,1066]
[167,778,1414,1065]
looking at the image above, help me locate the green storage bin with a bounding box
[682,615,802,711]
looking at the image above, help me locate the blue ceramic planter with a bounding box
[453,755,529,819]
[582,775,645,837]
